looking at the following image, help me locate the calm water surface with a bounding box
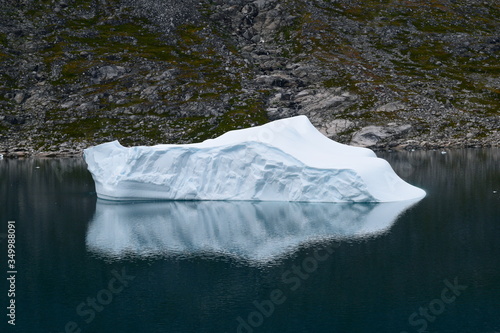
[1,149,499,333]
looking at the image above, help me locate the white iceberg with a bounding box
[86,199,421,262]
[84,115,425,202]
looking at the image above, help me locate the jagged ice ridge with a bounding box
[84,116,426,202]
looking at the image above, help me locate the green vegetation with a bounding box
[284,0,499,122]
[1,0,498,149]
[171,96,269,143]
[213,98,269,136]
[35,0,265,143]
[0,32,7,47]
[0,33,9,60]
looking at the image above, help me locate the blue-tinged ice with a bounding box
[84,116,425,202]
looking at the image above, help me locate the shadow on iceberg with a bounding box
[86,198,422,263]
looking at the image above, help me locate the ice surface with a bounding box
[86,199,421,262]
[84,115,426,202]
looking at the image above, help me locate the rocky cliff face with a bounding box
[0,0,498,156]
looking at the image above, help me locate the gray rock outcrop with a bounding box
[0,0,498,157]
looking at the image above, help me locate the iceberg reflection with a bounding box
[86,199,421,262]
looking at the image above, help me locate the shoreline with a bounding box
[1,142,498,159]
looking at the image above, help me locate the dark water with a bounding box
[1,149,499,333]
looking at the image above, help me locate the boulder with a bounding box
[376,102,406,112]
[321,119,355,137]
[351,124,412,147]
[91,65,126,84]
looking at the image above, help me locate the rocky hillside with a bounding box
[0,0,498,157]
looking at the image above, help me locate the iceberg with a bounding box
[86,199,421,262]
[84,115,425,202]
